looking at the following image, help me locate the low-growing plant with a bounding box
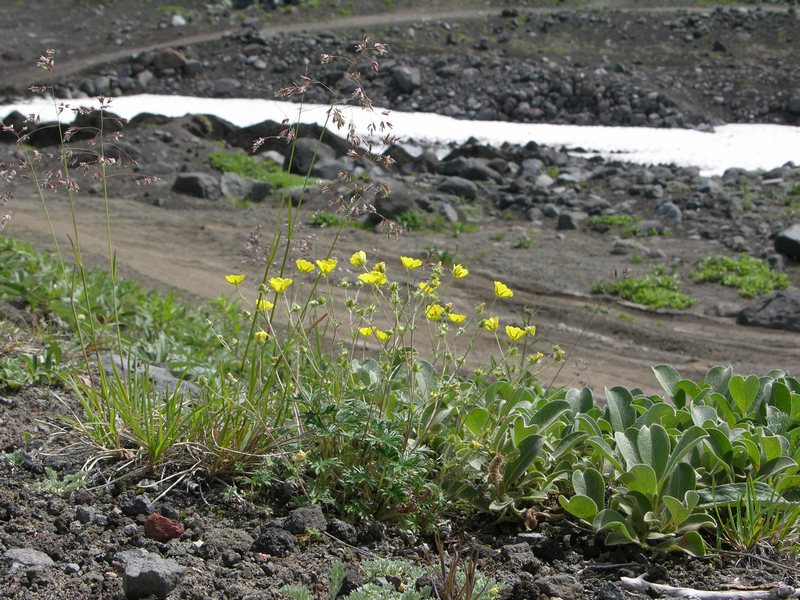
[32,467,86,495]
[587,214,640,228]
[592,266,694,309]
[689,254,790,298]
[208,149,307,189]
[511,235,533,249]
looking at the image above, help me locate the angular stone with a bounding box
[536,574,583,598]
[172,173,221,200]
[775,223,800,260]
[738,291,800,333]
[438,176,478,200]
[284,505,326,534]
[391,65,422,94]
[123,551,185,600]
[4,548,54,568]
[144,513,184,543]
[252,527,299,557]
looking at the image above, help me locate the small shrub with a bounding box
[207,150,306,189]
[592,266,694,309]
[689,254,790,298]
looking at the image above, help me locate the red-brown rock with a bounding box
[144,513,184,543]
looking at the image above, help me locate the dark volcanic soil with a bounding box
[1,1,800,599]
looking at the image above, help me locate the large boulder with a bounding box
[775,223,800,260]
[172,173,221,200]
[737,291,800,333]
[283,138,336,175]
[391,65,422,94]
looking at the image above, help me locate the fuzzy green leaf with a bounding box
[605,386,636,433]
[652,364,682,401]
[620,464,658,498]
[558,495,598,522]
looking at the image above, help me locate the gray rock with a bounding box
[220,172,255,200]
[542,203,560,218]
[75,505,95,524]
[4,548,55,568]
[775,223,800,260]
[520,158,544,177]
[438,176,478,200]
[557,210,588,230]
[789,90,800,115]
[213,78,241,95]
[738,291,800,333]
[437,157,501,182]
[252,527,300,557]
[182,60,204,77]
[537,574,583,598]
[373,179,419,221]
[204,528,254,555]
[136,69,154,88]
[501,543,532,559]
[535,173,555,188]
[172,172,221,200]
[284,505,326,534]
[123,551,186,599]
[656,201,682,224]
[311,158,347,180]
[121,494,153,517]
[102,354,200,397]
[283,138,336,175]
[153,48,187,71]
[391,65,422,94]
[326,518,358,545]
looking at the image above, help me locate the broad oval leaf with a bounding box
[558,495,598,522]
[652,364,682,401]
[464,407,490,437]
[565,387,594,414]
[572,467,606,510]
[503,434,544,486]
[606,386,636,433]
[620,464,658,498]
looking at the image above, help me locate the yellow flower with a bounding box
[481,316,499,332]
[451,264,469,279]
[528,351,544,364]
[256,298,274,312]
[553,344,566,362]
[526,324,537,337]
[375,329,392,342]
[401,256,423,270]
[418,279,440,294]
[425,304,445,321]
[358,271,387,286]
[372,261,386,273]
[349,250,367,268]
[296,259,316,273]
[505,325,526,341]
[448,312,466,324]
[494,281,513,299]
[470,440,483,449]
[358,326,375,337]
[316,258,338,274]
[490,587,500,597]
[225,274,245,285]
[254,330,268,344]
[269,277,293,293]
[292,449,308,463]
